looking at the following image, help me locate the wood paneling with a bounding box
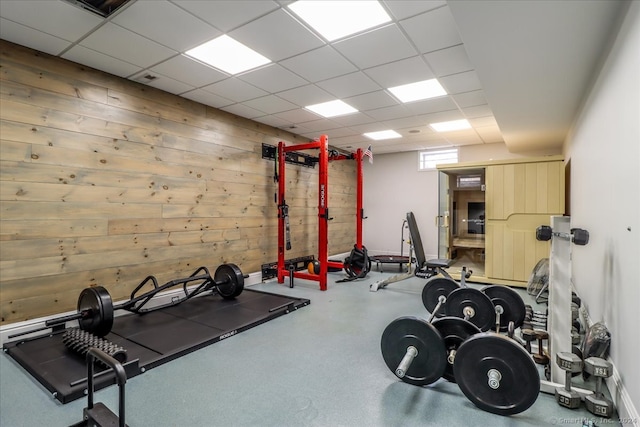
[485,161,565,283]
[0,40,357,324]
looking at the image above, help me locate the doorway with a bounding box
[437,169,487,280]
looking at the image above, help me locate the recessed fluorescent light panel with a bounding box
[185,35,270,75]
[288,0,391,42]
[430,119,471,132]
[388,79,447,103]
[364,130,401,140]
[305,100,358,118]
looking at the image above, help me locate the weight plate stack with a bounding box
[422,277,460,317]
[445,288,496,332]
[453,333,540,416]
[481,285,526,331]
[432,317,481,383]
[380,316,447,386]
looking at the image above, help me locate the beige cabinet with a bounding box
[438,156,565,287]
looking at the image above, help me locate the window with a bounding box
[419,149,458,170]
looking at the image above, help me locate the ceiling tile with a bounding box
[327,135,368,148]
[462,104,493,119]
[404,96,458,115]
[423,45,473,77]
[62,45,142,77]
[452,90,487,108]
[0,19,71,56]
[0,0,102,42]
[382,0,447,20]
[400,6,462,54]
[276,84,333,107]
[274,108,321,123]
[469,116,498,127]
[201,78,268,103]
[243,95,298,114]
[221,103,266,119]
[443,129,483,145]
[363,56,435,88]
[365,104,411,121]
[381,116,434,130]
[316,72,381,99]
[172,0,279,32]
[132,72,195,95]
[334,25,417,69]
[280,46,357,83]
[237,64,308,93]
[80,23,177,68]
[112,0,220,51]
[150,55,228,87]
[440,71,482,95]
[296,119,341,132]
[344,90,398,112]
[423,110,466,124]
[330,112,377,127]
[230,9,323,62]
[181,89,234,108]
[253,115,296,129]
[475,125,504,143]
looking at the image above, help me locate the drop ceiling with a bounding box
[0,0,628,154]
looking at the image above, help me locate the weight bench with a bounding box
[370,213,454,291]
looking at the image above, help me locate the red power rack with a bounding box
[276,134,365,290]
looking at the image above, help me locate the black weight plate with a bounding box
[453,333,540,416]
[380,316,447,386]
[445,288,496,332]
[77,286,113,337]
[481,285,526,331]
[432,317,481,383]
[215,263,245,299]
[422,277,460,317]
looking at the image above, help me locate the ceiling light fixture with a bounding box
[305,100,358,118]
[388,79,447,103]
[185,35,270,75]
[363,130,401,140]
[430,119,471,132]
[288,0,391,42]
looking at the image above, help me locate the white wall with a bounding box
[565,1,639,419]
[362,151,439,258]
[362,142,537,259]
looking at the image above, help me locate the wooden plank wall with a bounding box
[0,40,357,325]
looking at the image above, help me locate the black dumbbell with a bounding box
[536,225,589,246]
[555,352,583,409]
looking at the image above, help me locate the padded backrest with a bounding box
[406,212,426,268]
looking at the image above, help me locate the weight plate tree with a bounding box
[215,264,245,299]
[432,317,481,383]
[380,316,447,386]
[422,277,460,317]
[444,287,496,332]
[453,333,540,416]
[481,285,526,332]
[77,286,114,338]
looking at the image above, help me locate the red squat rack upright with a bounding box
[276,134,364,291]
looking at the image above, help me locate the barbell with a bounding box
[45,263,245,337]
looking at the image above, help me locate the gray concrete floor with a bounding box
[0,270,619,427]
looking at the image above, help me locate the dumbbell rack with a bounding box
[539,216,592,398]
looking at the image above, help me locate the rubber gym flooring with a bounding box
[0,270,620,427]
